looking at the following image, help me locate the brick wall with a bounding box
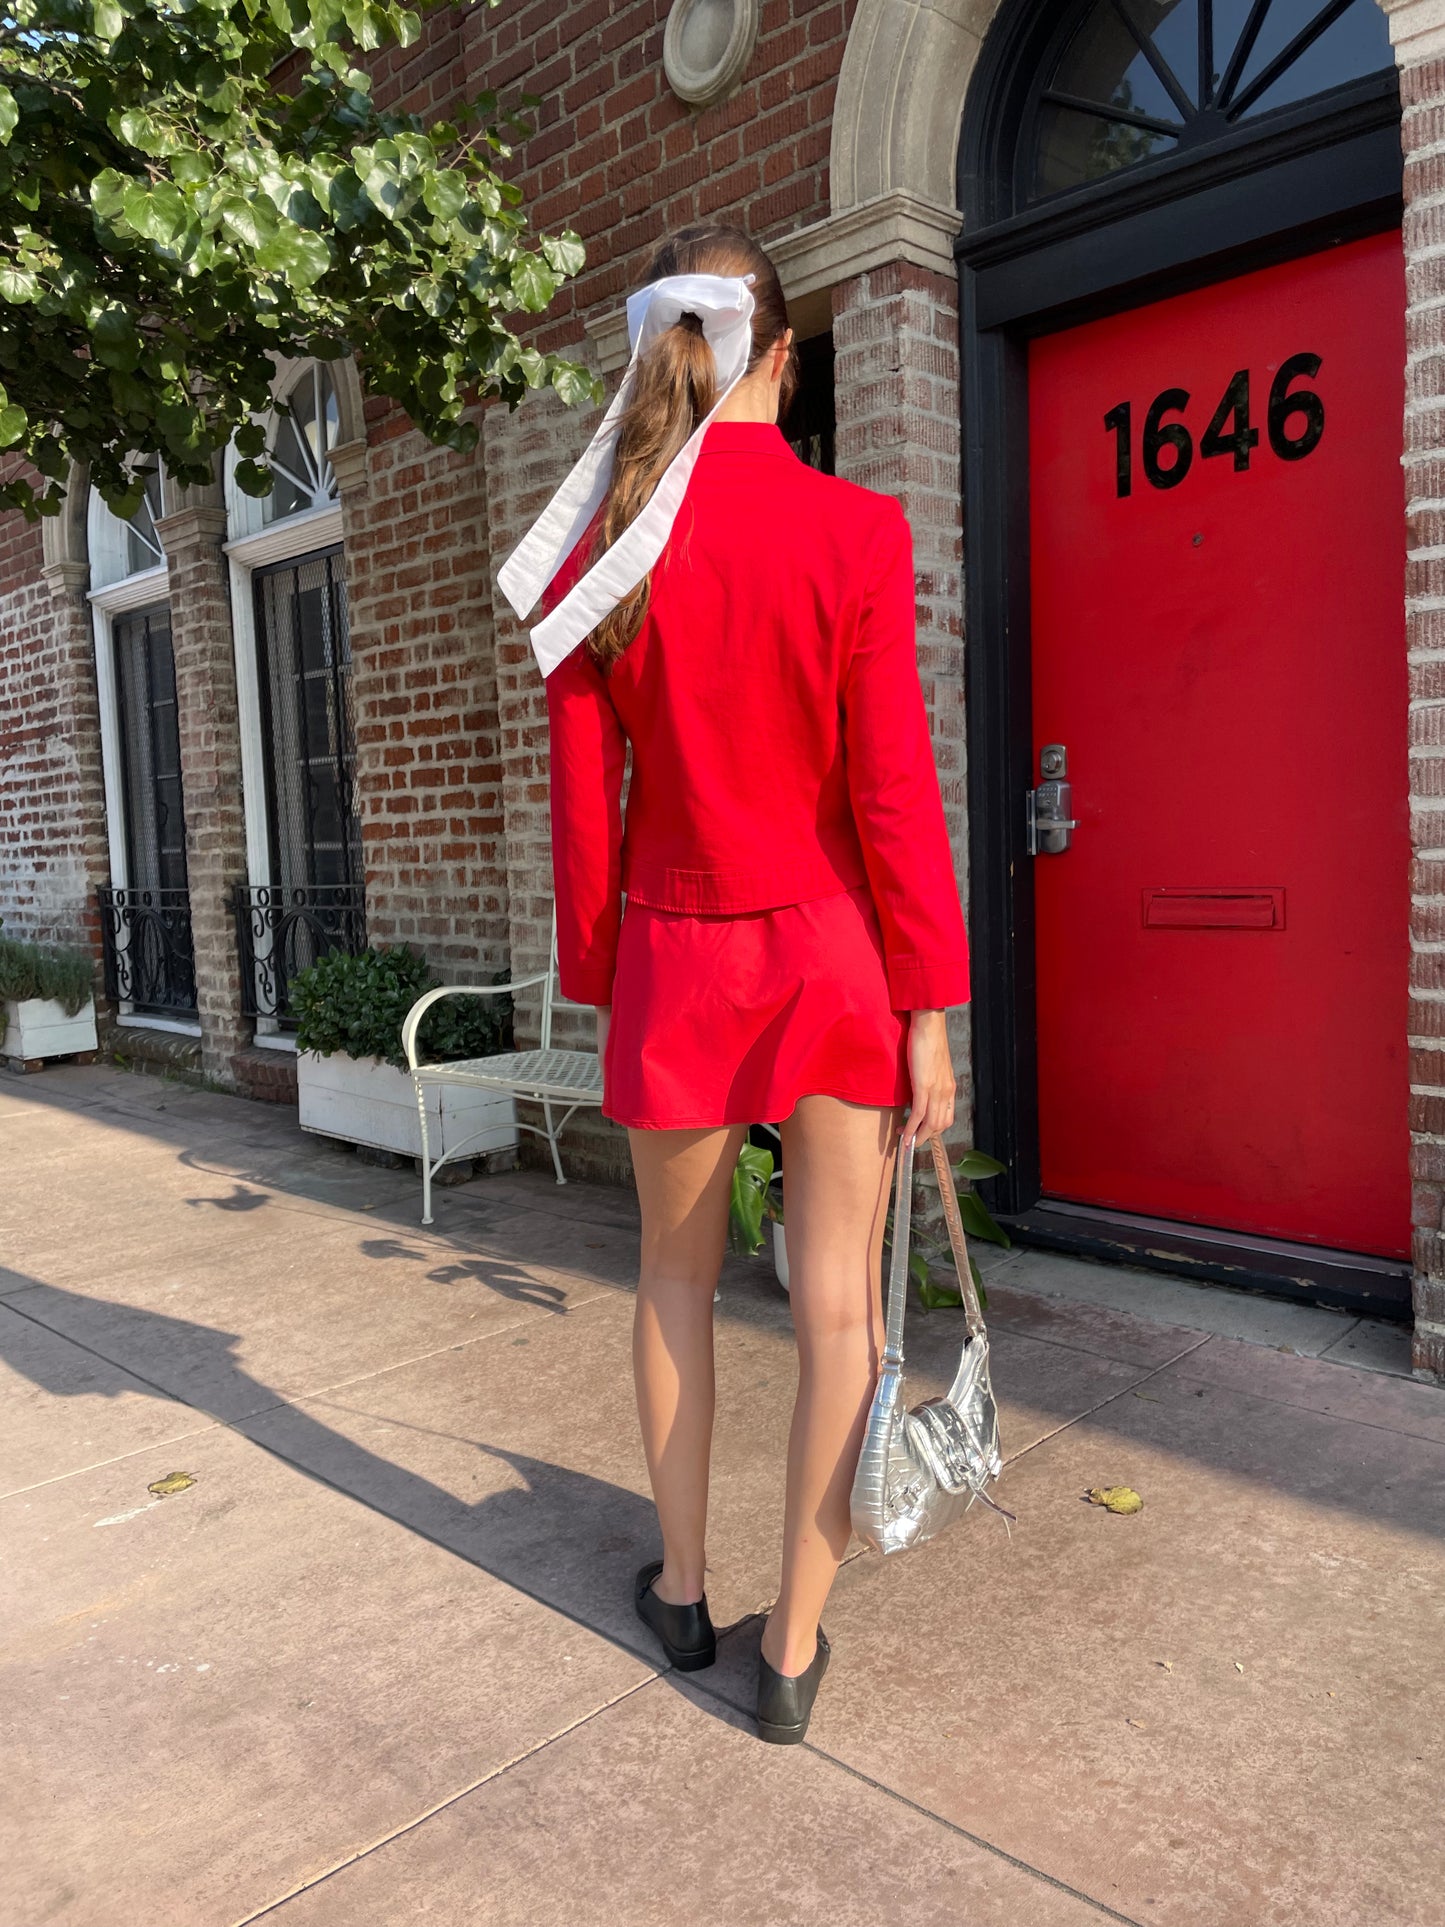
[1403,53,1445,1379]
[0,499,109,951]
[153,502,251,1083]
[342,405,511,980]
[832,262,973,1124]
[457,0,855,340]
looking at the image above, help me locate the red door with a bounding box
[1028,230,1409,1259]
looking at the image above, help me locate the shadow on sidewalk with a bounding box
[0,1275,738,1707]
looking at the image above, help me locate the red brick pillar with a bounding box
[1393,6,1445,1378]
[152,499,250,1085]
[28,552,112,956]
[334,415,511,979]
[831,261,973,1136]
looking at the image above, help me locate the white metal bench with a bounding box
[401,907,604,1224]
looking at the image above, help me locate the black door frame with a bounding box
[957,10,1409,1315]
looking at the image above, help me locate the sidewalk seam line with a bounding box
[678,1643,1148,1927]
[1000,1335,1214,1469]
[226,1675,658,1926]
[1,1298,672,1671]
[797,1744,1150,1927]
[0,1414,226,1500]
[0,1288,611,1504]
[1161,1361,1445,1447]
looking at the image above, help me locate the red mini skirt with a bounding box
[602,882,911,1129]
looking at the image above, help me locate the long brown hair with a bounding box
[585,224,796,669]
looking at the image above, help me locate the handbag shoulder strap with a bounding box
[881,1132,986,1371]
[927,1131,986,1341]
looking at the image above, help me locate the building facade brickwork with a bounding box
[0,509,109,952]
[1402,42,1445,1378]
[0,0,1434,1368]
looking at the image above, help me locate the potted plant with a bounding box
[731,1136,1011,1307]
[289,945,517,1165]
[0,920,98,1068]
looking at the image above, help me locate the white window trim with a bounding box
[116,1013,202,1038]
[88,575,171,892]
[226,500,347,1037]
[223,501,343,568]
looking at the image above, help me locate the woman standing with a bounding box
[498,225,969,1745]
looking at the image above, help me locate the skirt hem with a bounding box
[605,1083,908,1132]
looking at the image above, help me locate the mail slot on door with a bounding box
[1142,888,1286,930]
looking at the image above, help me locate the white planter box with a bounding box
[297,1050,517,1163]
[2,996,98,1062]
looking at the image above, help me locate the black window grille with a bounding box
[253,545,362,894]
[1023,0,1395,207]
[783,332,836,476]
[98,886,196,1017]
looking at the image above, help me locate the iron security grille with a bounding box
[232,881,367,1023]
[98,886,196,1017]
[253,546,363,895]
[113,603,188,897]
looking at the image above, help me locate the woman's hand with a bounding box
[902,1008,955,1146]
[595,1005,611,1058]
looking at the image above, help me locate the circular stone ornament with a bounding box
[663,0,760,109]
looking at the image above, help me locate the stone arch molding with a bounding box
[830,0,1003,219]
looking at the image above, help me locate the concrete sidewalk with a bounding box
[3,1065,1442,1927]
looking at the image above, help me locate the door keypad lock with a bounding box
[1027,743,1078,856]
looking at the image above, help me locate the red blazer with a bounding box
[543,420,970,1011]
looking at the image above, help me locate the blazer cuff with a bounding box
[885,957,971,1011]
[559,959,617,1006]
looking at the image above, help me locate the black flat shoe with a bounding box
[757,1627,831,1745]
[634,1560,716,1671]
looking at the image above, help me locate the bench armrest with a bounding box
[402,974,550,1072]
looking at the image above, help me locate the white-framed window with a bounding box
[225,361,361,1045]
[227,359,342,545]
[88,466,200,1032]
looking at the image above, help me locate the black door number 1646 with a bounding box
[1102,353,1324,497]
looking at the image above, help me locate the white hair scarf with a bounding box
[495,272,758,678]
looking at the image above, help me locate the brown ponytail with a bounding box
[585,224,795,670]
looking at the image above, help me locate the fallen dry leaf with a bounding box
[1086,1485,1143,1515]
[147,1471,195,1499]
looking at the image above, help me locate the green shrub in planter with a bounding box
[289,946,512,1071]
[0,924,94,1016]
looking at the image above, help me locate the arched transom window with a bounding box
[1029,0,1394,203]
[263,361,340,524]
[88,463,165,592]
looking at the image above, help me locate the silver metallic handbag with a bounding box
[850,1130,1011,1556]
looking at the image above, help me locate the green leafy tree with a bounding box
[0,0,598,519]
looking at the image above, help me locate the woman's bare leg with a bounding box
[762,1095,901,1677]
[628,1121,749,1607]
